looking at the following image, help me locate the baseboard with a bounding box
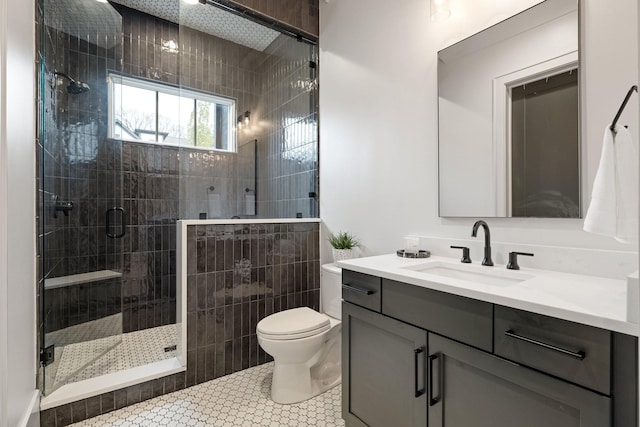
[18,390,40,427]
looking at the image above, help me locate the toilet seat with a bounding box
[257,307,331,340]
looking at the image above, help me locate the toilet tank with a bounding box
[321,263,342,320]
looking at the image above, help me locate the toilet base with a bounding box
[262,321,342,404]
[271,361,341,404]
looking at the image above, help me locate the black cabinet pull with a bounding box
[414,347,425,398]
[429,353,441,406]
[342,284,374,295]
[106,207,126,239]
[504,330,586,360]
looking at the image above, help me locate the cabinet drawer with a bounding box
[342,270,381,312]
[494,306,611,395]
[382,279,493,352]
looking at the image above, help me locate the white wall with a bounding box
[0,0,39,426]
[319,0,639,277]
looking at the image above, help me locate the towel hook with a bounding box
[610,85,638,133]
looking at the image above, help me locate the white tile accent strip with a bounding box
[71,363,344,427]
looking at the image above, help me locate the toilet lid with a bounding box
[257,307,330,338]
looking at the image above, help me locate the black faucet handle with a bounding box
[507,251,534,270]
[451,246,472,263]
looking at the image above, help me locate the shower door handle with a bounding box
[106,207,126,238]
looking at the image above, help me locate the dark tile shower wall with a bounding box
[116,4,320,221]
[44,279,122,333]
[40,1,321,334]
[185,222,320,383]
[116,5,264,332]
[41,221,321,426]
[119,141,255,333]
[39,0,125,335]
[40,10,124,279]
[121,142,179,333]
[257,36,319,218]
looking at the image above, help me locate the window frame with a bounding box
[107,73,237,153]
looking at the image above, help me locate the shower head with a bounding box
[53,71,90,94]
[67,80,90,94]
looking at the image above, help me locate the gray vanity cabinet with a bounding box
[342,269,637,427]
[342,301,428,427]
[428,333,611,427]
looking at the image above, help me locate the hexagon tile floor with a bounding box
[70,363,345,426]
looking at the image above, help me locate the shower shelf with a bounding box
[44,270,122,290]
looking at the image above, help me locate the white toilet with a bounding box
[257,263,342,404]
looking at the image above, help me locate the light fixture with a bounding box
[243,111,250,126]
[430,0,451,21]
[237,115,243,130]
[182,0,200,4]
[95,0,109,3]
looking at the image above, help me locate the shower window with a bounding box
[108,74,237,152]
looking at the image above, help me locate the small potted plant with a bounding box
[328,231,360,262]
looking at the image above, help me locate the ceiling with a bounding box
[110,0,280,51]
[46,0,280,52]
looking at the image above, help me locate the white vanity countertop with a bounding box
[337,254,639,337]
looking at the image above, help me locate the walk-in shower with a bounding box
[38,0,318,410]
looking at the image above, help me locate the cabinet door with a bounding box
[342,302,428,427]
[428,334,611,427]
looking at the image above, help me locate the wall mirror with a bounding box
[438,0,580,218]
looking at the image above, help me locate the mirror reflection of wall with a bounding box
[510,69,579,217]
[438,0,579,218]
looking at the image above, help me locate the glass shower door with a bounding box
[40,0,125,395]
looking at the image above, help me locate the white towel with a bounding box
[208,193,222,218]
[583,125,638,244]
[245,194,255,216]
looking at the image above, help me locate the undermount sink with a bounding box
[402,261,534,287]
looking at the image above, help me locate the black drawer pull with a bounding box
[414,347,425,398]
[342,284,374,295]
[504,330,586,360]
[428,353,441,406]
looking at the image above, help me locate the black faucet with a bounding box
[471,220,493,266]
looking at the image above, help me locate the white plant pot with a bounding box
[332,248,355,262]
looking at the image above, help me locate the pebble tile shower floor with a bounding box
[45,316,178,392]
[70,363,344,427]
